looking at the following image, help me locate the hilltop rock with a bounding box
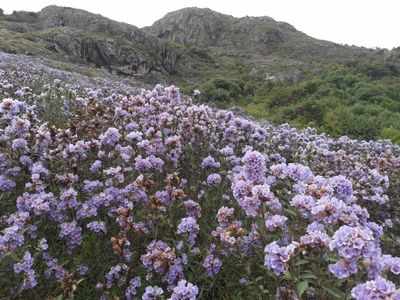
[144,7,381,68]
[0,6,206,81]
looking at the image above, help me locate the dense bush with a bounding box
[238,63,400,143]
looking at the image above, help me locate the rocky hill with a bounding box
[0,6,213,82]
[0,5,394,84]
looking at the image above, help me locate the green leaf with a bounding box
[295,259,309,266]
[300,272,318,280]
[296,281,309,297]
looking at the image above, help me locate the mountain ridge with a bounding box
[0,5,395,85]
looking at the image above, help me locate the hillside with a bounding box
[0,47,400,299]
[2,5,400,300]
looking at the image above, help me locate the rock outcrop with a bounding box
[0,5,392,84]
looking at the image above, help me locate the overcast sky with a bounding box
[1,0,399,49]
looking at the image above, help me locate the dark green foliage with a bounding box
[239,63,400,142]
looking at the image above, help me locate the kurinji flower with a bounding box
[216,206,235,226]
[59,188,79,209]
[100,127,120,146]
[82,180,103,193]
[206,173,222,186]
[201,156,220,169]
[177,217,199,246]
[203,254,222,277]
[142,286,164,300]
[300,228,330,248]
[8,117,30,137]
[310,196,347,224]
[220,145,234,156]
[90,160,102,173]
[237,195,261,217]
[141,240,176,274]
[329,175,353,203]
[0,175,16,191]
[165,258,185,286]
[328,259,358,279]
[135,155,164,172]
[242,150,266,183]
[329,225,375,261]
[125,277,141,300]
[43,255,67,281]
[382,255,400,275]
[13,251,37,290]
[59,221,82,249]
[0,225,25,253]
[264,241,298,275]
[286,163,313,182]
[290,194,316,216]
[16,191,51,215]
[265,215,288,231]
[87,221,106,234]
[105,264,128,288]
[126,130,143,142]
[351,277,400,300]
[11,138,28,152]
[184,200,201,219]
[232,179,251,200]
[31,162,49,177]
[169,280,199,300]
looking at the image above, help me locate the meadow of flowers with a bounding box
[1,53,400,299]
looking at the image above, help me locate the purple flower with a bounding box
[329,175,353,203]
[100,127,120,146]
[169,280,199,300]
[87,221,106,234]
[290,194,315,216]
[328,259,358,279]
[0,175,16,191]
[125,276,141,300]
[12,138,28,152]
[201,156,220,169]
[216,207,235,226]
[264,241,298,275]
[13,251,37,290]
[142,286,163,300]
[329,225,375,261]
[135,155,164,172]
[59,221,82,249]
[184,200,201,219]
[141,240,176,274]
[177,217,199,246]
[351,277,400,300]
[242,150,266,183]
[105,264,128,288]
[206,173,222,186]
[90,160,102,173]
[203,254,222,277]
[265,215,288,231]
[126,130,143,142]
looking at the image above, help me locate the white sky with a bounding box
[1,0,399,49]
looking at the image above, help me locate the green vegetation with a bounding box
[191,62,400,142]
